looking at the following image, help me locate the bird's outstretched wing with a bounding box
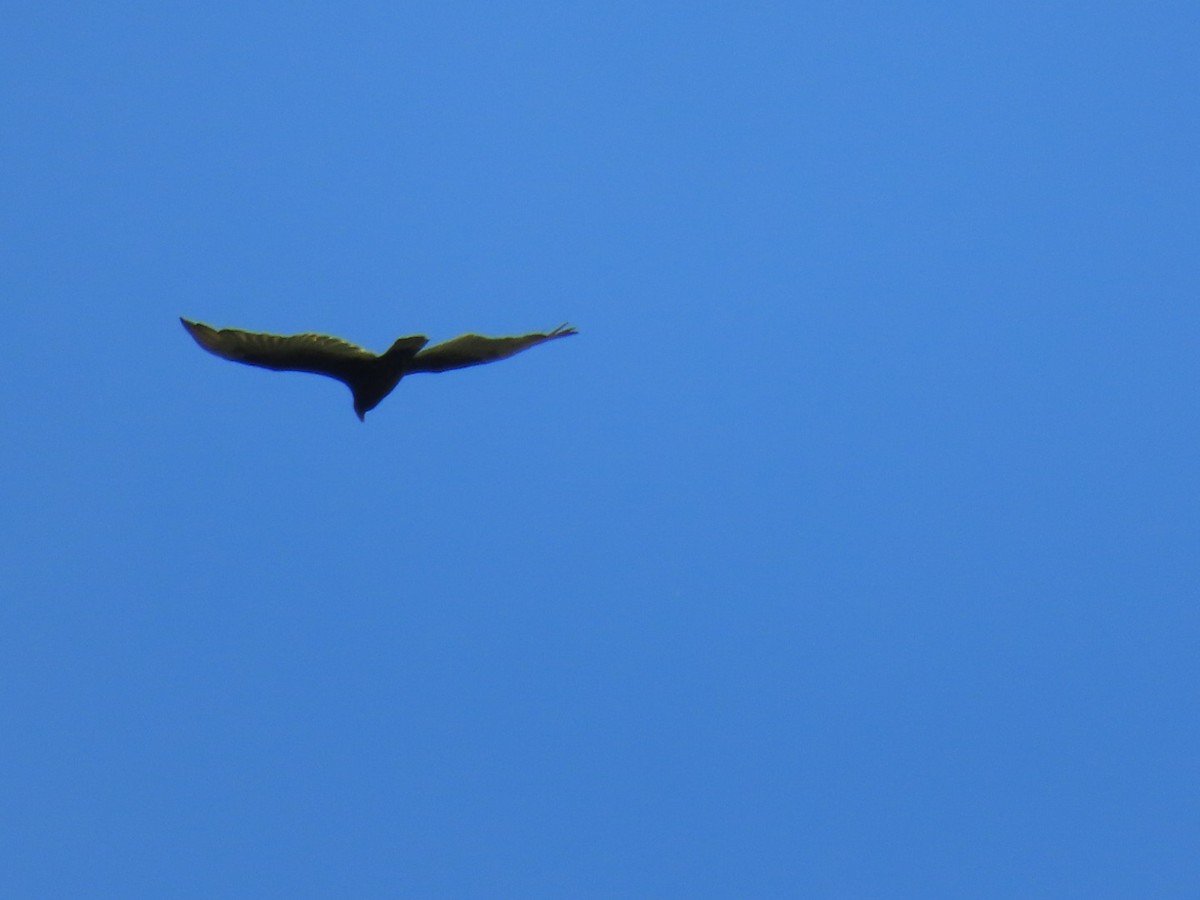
[409,323,578,374]
[180,318,378,383]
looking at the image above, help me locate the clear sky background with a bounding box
[3,3,1197,896]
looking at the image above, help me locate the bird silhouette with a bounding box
[181,317,577,420]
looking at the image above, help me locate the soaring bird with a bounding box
[181,317,577,420]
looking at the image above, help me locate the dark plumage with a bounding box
[181,317,577,420]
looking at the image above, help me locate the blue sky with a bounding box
[3,2,1198,896]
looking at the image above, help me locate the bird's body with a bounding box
[180,318,577,419]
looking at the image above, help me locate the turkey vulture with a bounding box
[181,317,577,420]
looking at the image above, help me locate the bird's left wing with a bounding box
[408,323,577,374]
[181,318,377,382]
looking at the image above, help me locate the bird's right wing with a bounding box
[409,323,577,374]
[181,318,377,382]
